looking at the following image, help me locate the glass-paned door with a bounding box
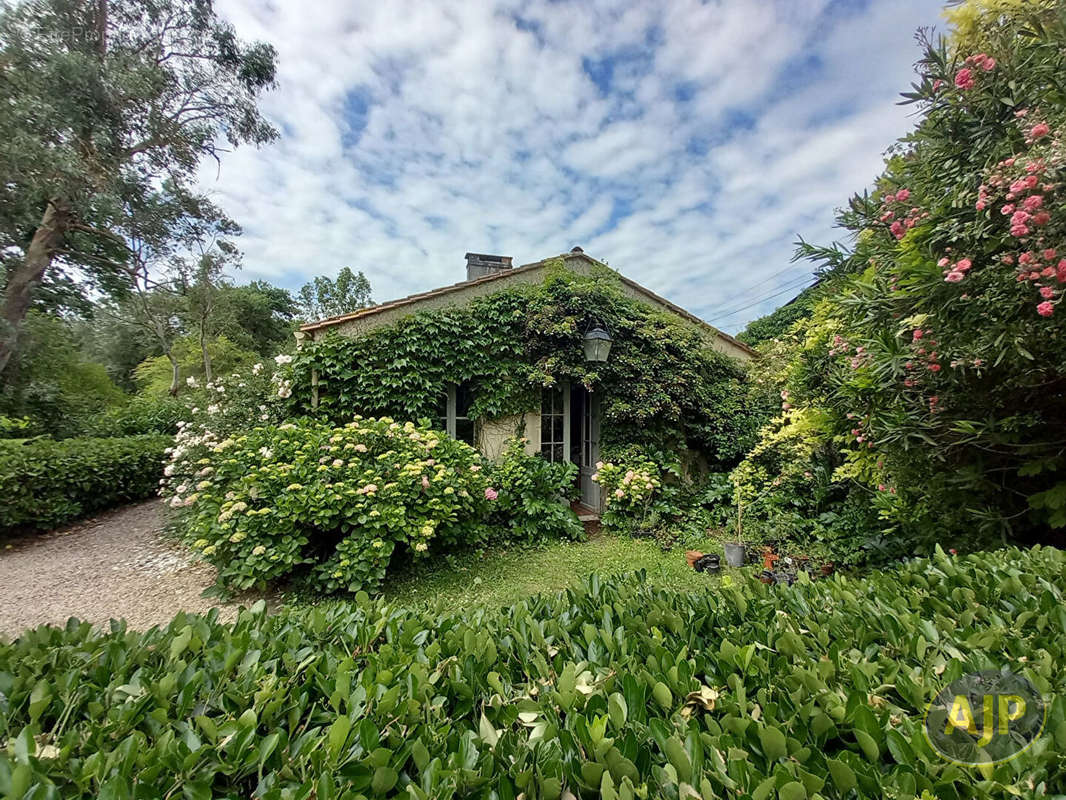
[540,386,568,463]
[579,390,601,510]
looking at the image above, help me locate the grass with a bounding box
[379,530,727,613]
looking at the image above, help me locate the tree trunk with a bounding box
[0,198,71,378]
[200,322,212,384]
[96,0,108,56]
[167,352,180,396]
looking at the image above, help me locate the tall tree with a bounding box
[217,280,297,355]
[297,267,372,320]
[119,186,238,394]
[0,0,277,377]
[179,238,240,384]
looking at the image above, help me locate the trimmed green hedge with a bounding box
[1,546,1063,798]
[0,435,170,533]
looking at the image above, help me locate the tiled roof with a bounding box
[298,253,757,357]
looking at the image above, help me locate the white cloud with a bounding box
[202,0,946,332]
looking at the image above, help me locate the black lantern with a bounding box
[582,323,613,362]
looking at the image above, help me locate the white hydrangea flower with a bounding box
[274,354,293,365]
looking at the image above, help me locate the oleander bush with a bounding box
[163,416,498,594]
[1,546,1063,798]
[733,0,1066,561]
[0,435,170,534]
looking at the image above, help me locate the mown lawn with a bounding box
[380,531,728,613]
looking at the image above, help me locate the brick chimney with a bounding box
[465,252,513,281]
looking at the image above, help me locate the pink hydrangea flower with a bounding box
[484,487,498,500]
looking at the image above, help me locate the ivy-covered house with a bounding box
[294,249,758,512]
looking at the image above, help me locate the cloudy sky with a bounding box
[202,0,945,334]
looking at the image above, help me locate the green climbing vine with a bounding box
[290,263,770,470]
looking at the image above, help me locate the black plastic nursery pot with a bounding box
[693,553,721,573]
[724,542,747,568]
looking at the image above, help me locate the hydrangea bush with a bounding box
[592,455,662,529]
[488,437,582,543]
[163,416,496,594]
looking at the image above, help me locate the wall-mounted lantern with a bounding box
[582,323,613,363]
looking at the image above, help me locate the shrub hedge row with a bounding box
[0,435,170,534]
[1,546,1063,798]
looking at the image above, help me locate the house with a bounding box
[298,248,755,511]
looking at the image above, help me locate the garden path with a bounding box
[0,500,268,637]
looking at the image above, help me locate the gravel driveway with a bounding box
[0,500,269,638]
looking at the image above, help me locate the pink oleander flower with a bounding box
[896,188,910,202]
[1029,122,1050,140]
[975,199,986,211]
[890,220,905,239]
[1001,204,1016,215]
[1033,211,1051,226]
[956,258,972,272]
[1037,301,1055,317]
[1022,195,1044,211]
[954,68,975,90]
[945,271,965,283]
[1043,249,1057,260]
[484,487,498,500]
[1040,286,1054,299]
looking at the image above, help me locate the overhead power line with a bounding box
[708,277,818,325]
[701,262,815,316]
[705,272,815,318]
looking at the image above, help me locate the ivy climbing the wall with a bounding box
[290,263,770,472]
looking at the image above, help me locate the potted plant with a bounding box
[724,492,747,568]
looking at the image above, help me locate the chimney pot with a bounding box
[465,252,513,281]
